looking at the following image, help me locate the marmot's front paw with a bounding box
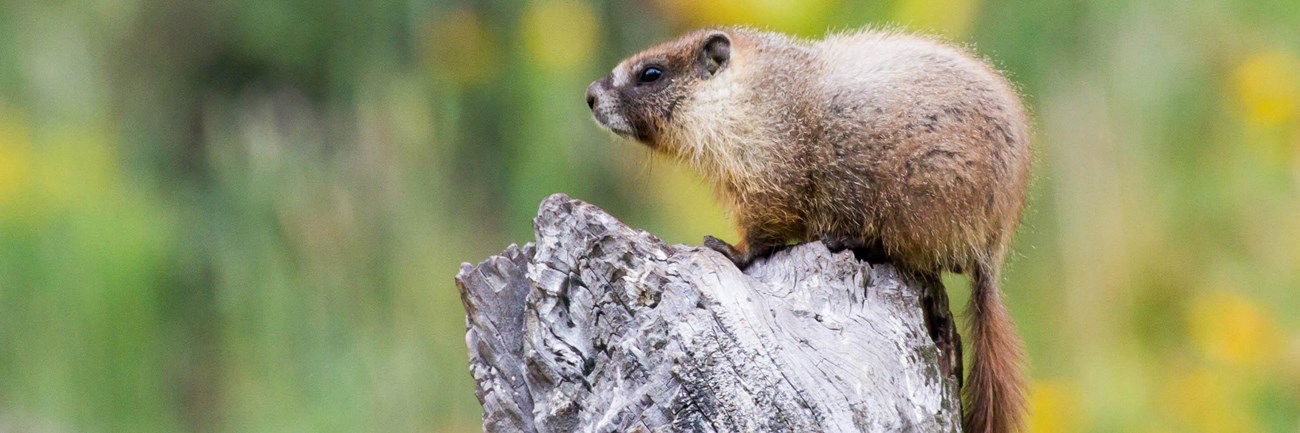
[821,236,853,252]
[703,235,747,268]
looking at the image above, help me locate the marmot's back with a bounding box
[804,32,1032,270]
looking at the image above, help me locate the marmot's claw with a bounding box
[822,237,849,252]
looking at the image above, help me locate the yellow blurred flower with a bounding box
[1232,51,1300,127]
[893,0,982,37]
[425,9,497,86]
[1161,366,1260,433]
[1186,291,1283,368]
[0,113,32,208]
[653,0,833,36]
[0,121,122,224]
[521,0,598,72]
[1026,380,1081,433]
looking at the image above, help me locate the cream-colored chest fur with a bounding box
[662,61,789,204]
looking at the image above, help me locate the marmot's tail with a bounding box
[963,261,1028,433]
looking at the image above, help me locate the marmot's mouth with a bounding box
[593,111,637,139]
[605,122,635,138]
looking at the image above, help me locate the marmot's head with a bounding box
[585,29,732,147]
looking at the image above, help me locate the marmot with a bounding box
[585,28,1031,433]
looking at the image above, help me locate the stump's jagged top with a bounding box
[455,194,961,433]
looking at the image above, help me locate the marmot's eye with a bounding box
[638,67,663,83]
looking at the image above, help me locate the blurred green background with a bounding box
[1,0,1298,431]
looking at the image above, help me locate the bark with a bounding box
[455,194,962,433]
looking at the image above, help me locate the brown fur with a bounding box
[587,27,1031,433]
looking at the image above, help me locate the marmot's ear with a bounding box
[699,32,731,77]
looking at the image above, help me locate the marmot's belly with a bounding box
[800,191,993,271]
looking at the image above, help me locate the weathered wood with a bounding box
[455,194,962,432]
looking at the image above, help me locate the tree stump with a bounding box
[454,194,962,432]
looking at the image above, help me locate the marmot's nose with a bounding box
[585,82,599,110]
